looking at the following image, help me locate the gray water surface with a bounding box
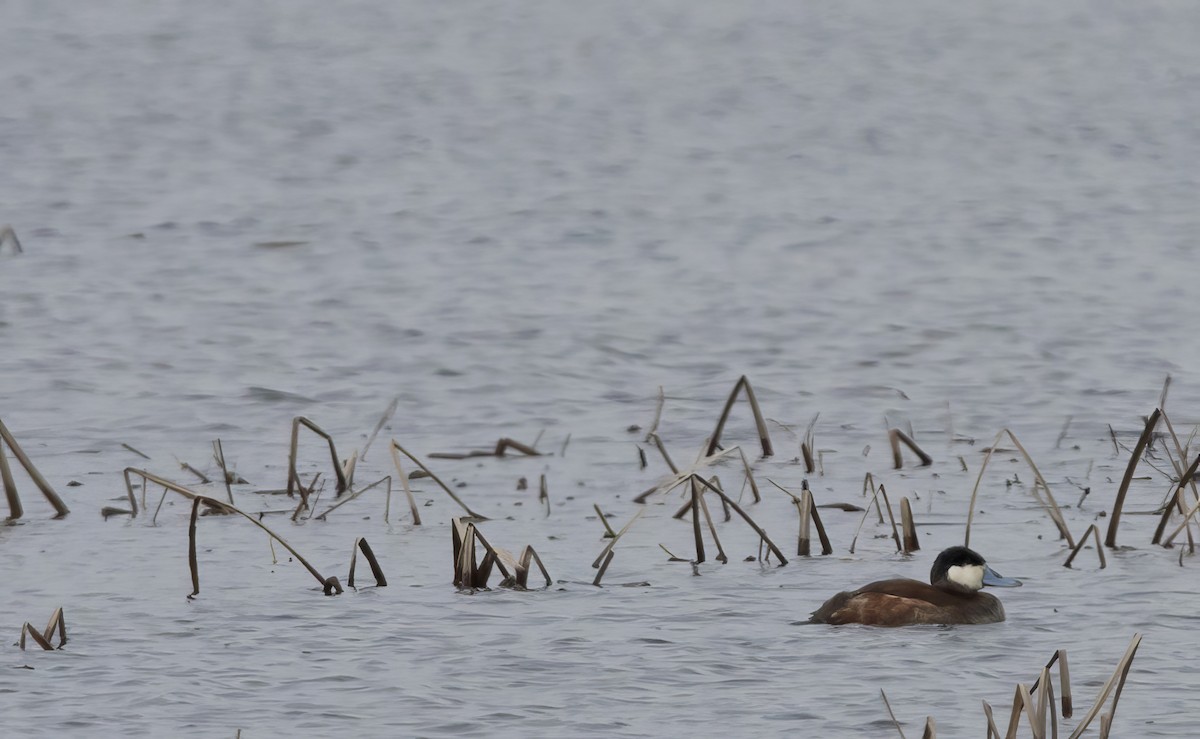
[3,1,1200,736]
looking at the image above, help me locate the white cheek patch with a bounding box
[947,564,984,590]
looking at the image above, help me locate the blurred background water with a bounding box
[3,1,1200,736]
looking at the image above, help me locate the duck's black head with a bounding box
[931,546,1021,592]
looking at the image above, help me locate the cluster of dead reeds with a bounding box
[882,633,1142,738]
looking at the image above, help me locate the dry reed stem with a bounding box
[696,486,728,563]
[643,385,665,442]
[122,443,151,459]
[1,439,21,520]
[212,440,235,504]
[593,550,615,586]
[706,375,774,458]
[901,497,919,552]
[964,429,1074,548]
[889,429,933,469]
[1017,683,1043,739]
[879,689,907,739]
[316,476,391,520]
[689,475,787,564]
[878,485,903,553]
[560,433,571,457]
[797,490,812,556]
[168,487,340,595]
[18,608,67,651]
[802,413,819,474]
[632,445,742,504]
[1160,494,1200,549]
[287,417,348,498]
[1063,524,1106,569]
[592,508,645,568]
[921,716,936,739]
[1105,409,1161,548]
[0,225,23,254]
[388,443,421,525]
[1066,633,1142,739]
[1153,452,1200,546]
[647,432,678,474]
[515,545,552,588]
[768,480,832,556]
[391,440,487,521]
[0,417,70,518]
[348,537,387,587]
[539,474,549,517]
[594,504,617,537]
[982,701,1001,739]
[187,497,202,597]
[690,477,706,563]
[636,445,647,469]
[494,438,541,456]
[342,450,359,491]
[1003,684,1024,739]
[360,396,398,461]
[850,478,891,554]
[735,446,762,503]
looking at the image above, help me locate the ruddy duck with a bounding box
[809,546,1021,626]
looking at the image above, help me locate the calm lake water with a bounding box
[3,1,1200,736]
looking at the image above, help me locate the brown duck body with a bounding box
[809,577,1006,626]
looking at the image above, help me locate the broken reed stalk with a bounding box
[1063,524,1106,569]
[964,429,1074,549]
[705,375,774,458]
[801,413,819,474]
[0,225,23,254]
[632,444,743,504]
[644,385,665,441]
[188,498,202,596]
[452,518,550,589]
[162,485,341,595]
[766,479,831,556]
[647,432,678,474]
[347,537,387,587]
[900,497,919,553]
[0,416,70,518]
[735,446,763,503]
[690,477,706,563]
[1,441,21,520]
[879,485,903,553]
[879,689,907,739]
[286,417,348,498]
[1029,649,1073,720]
[390,440,487,521]
[696,485,728,562]
[689,475,787,564]
[888,428,932,469]
[921,717,936,739]
[982,701,1001,739]
[593,550,615,586]
[1105,409,1161,548]
[594,504,617,537]
[212,439,235,504]
[850,477,891,554]
[19,607,67,651]
[592,508,645,568]
[1153,451,1200,546]
[494,437,541,456]
[360,396,398,461]
[388,442,421,525]
[539,474,549,517]
[1066,634,1142,739]
[316,476,391,520]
